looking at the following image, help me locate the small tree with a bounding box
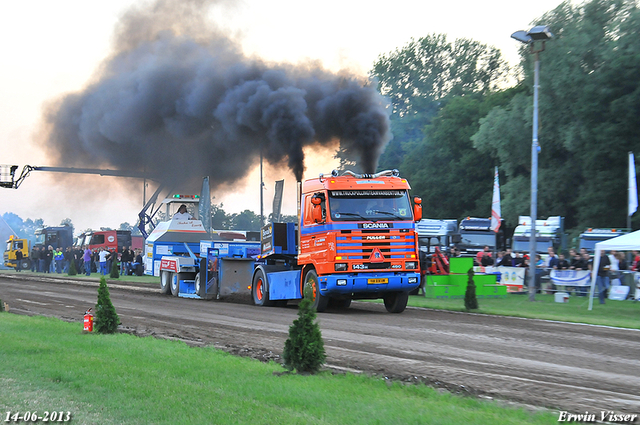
[94,276,120,333]
[465,268,478,311]
[109,259,119,279]
[283,298,326,374]
[68,259,78,276]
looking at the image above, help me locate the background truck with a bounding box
[415,219,460,255]
[458,217,506,258]
[4,226,74,270]
[75,230,135,253]
[159,169,423,313]
[34,226,73,250]
[577,228,629,253]
[511,216,566,255]
[3,235,30,270]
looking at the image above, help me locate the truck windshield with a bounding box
[34,234,45,246]
[512,238,553,253]
[328,190,412,221]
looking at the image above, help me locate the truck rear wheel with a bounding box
[304,269,328,312]
[170,272,180,297]
[383,291,409,313]
[252,269,274,306]
[160,271,171,294]
[20,259,30,270]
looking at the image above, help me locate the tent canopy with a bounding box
[589,229,640,309]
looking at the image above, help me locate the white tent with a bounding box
[589,230,640,309]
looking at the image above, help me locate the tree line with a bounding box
[369,0,640,236]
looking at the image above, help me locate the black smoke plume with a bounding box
[41,0,391,189]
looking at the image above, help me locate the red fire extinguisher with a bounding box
[83,308,93,332]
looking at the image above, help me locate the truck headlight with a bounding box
[337,279,347,286]
[408,277,418,284]
[405,261,417,270]
[335,263,347,271]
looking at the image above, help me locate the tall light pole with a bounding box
[511,25,554,301]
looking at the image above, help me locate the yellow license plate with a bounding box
[367,278,388,284]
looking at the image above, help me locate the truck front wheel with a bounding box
[252,269,274,306]
[160,271,171,294]
[170,272,180,297]
[383,291,409,313]
[304,269,328,312]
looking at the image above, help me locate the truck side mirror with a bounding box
[413,197,422,222]
[452,234,462,244]
[311,196,323,223]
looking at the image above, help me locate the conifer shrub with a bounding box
[465,268,478,311]
[283,298,326,374]
[68,259,78,276]
[109,259,119,278]
[94,276,120,334]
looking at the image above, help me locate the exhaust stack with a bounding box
[297,180,302,255]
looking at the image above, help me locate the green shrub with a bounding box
[109,259,119,279]
[68,259,78,276]
[283,298,326,373]
[94,276,120,334]
[464,268,478,311]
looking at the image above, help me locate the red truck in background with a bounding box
[75,230,139,253]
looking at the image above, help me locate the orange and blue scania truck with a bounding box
[159,169,422,313]
[252,169,422,313]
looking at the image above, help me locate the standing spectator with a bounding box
[30,245,39,272]
[569,249,581,269]
[98,247,109,275]
[631,250,640,271]
[63,247,73,273]
[44,246,54,274]
[83,246,92,276]
[54,247,64,273]
[475,246,492,266]
[557,253,570,269]
[92,249,99,273]
[502,248,514,267]
[547,248,559,269]
[594,250,611,304]
[513,252,525,267]
[15,249,23,272]
[494,251,506,267]
[121,246,134,275]
[38,246,46,272]
[535,254,544,293]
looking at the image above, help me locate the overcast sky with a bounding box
[0,0,566,233]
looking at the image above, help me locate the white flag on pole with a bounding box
[629,152,638,217]
[491,166,502,233]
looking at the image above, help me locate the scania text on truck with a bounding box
[158,169,423,313]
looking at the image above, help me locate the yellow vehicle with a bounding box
[3,235,30,270]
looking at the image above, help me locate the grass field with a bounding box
[0,313,558,425]
[404,293,640,330]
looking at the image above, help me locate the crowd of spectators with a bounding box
[27,245,144,276]
[472,245,640,302]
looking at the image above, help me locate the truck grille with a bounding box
[336,230,416,270]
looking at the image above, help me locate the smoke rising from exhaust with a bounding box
[41,0,391,189]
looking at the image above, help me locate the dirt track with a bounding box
[2,273,640,416]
